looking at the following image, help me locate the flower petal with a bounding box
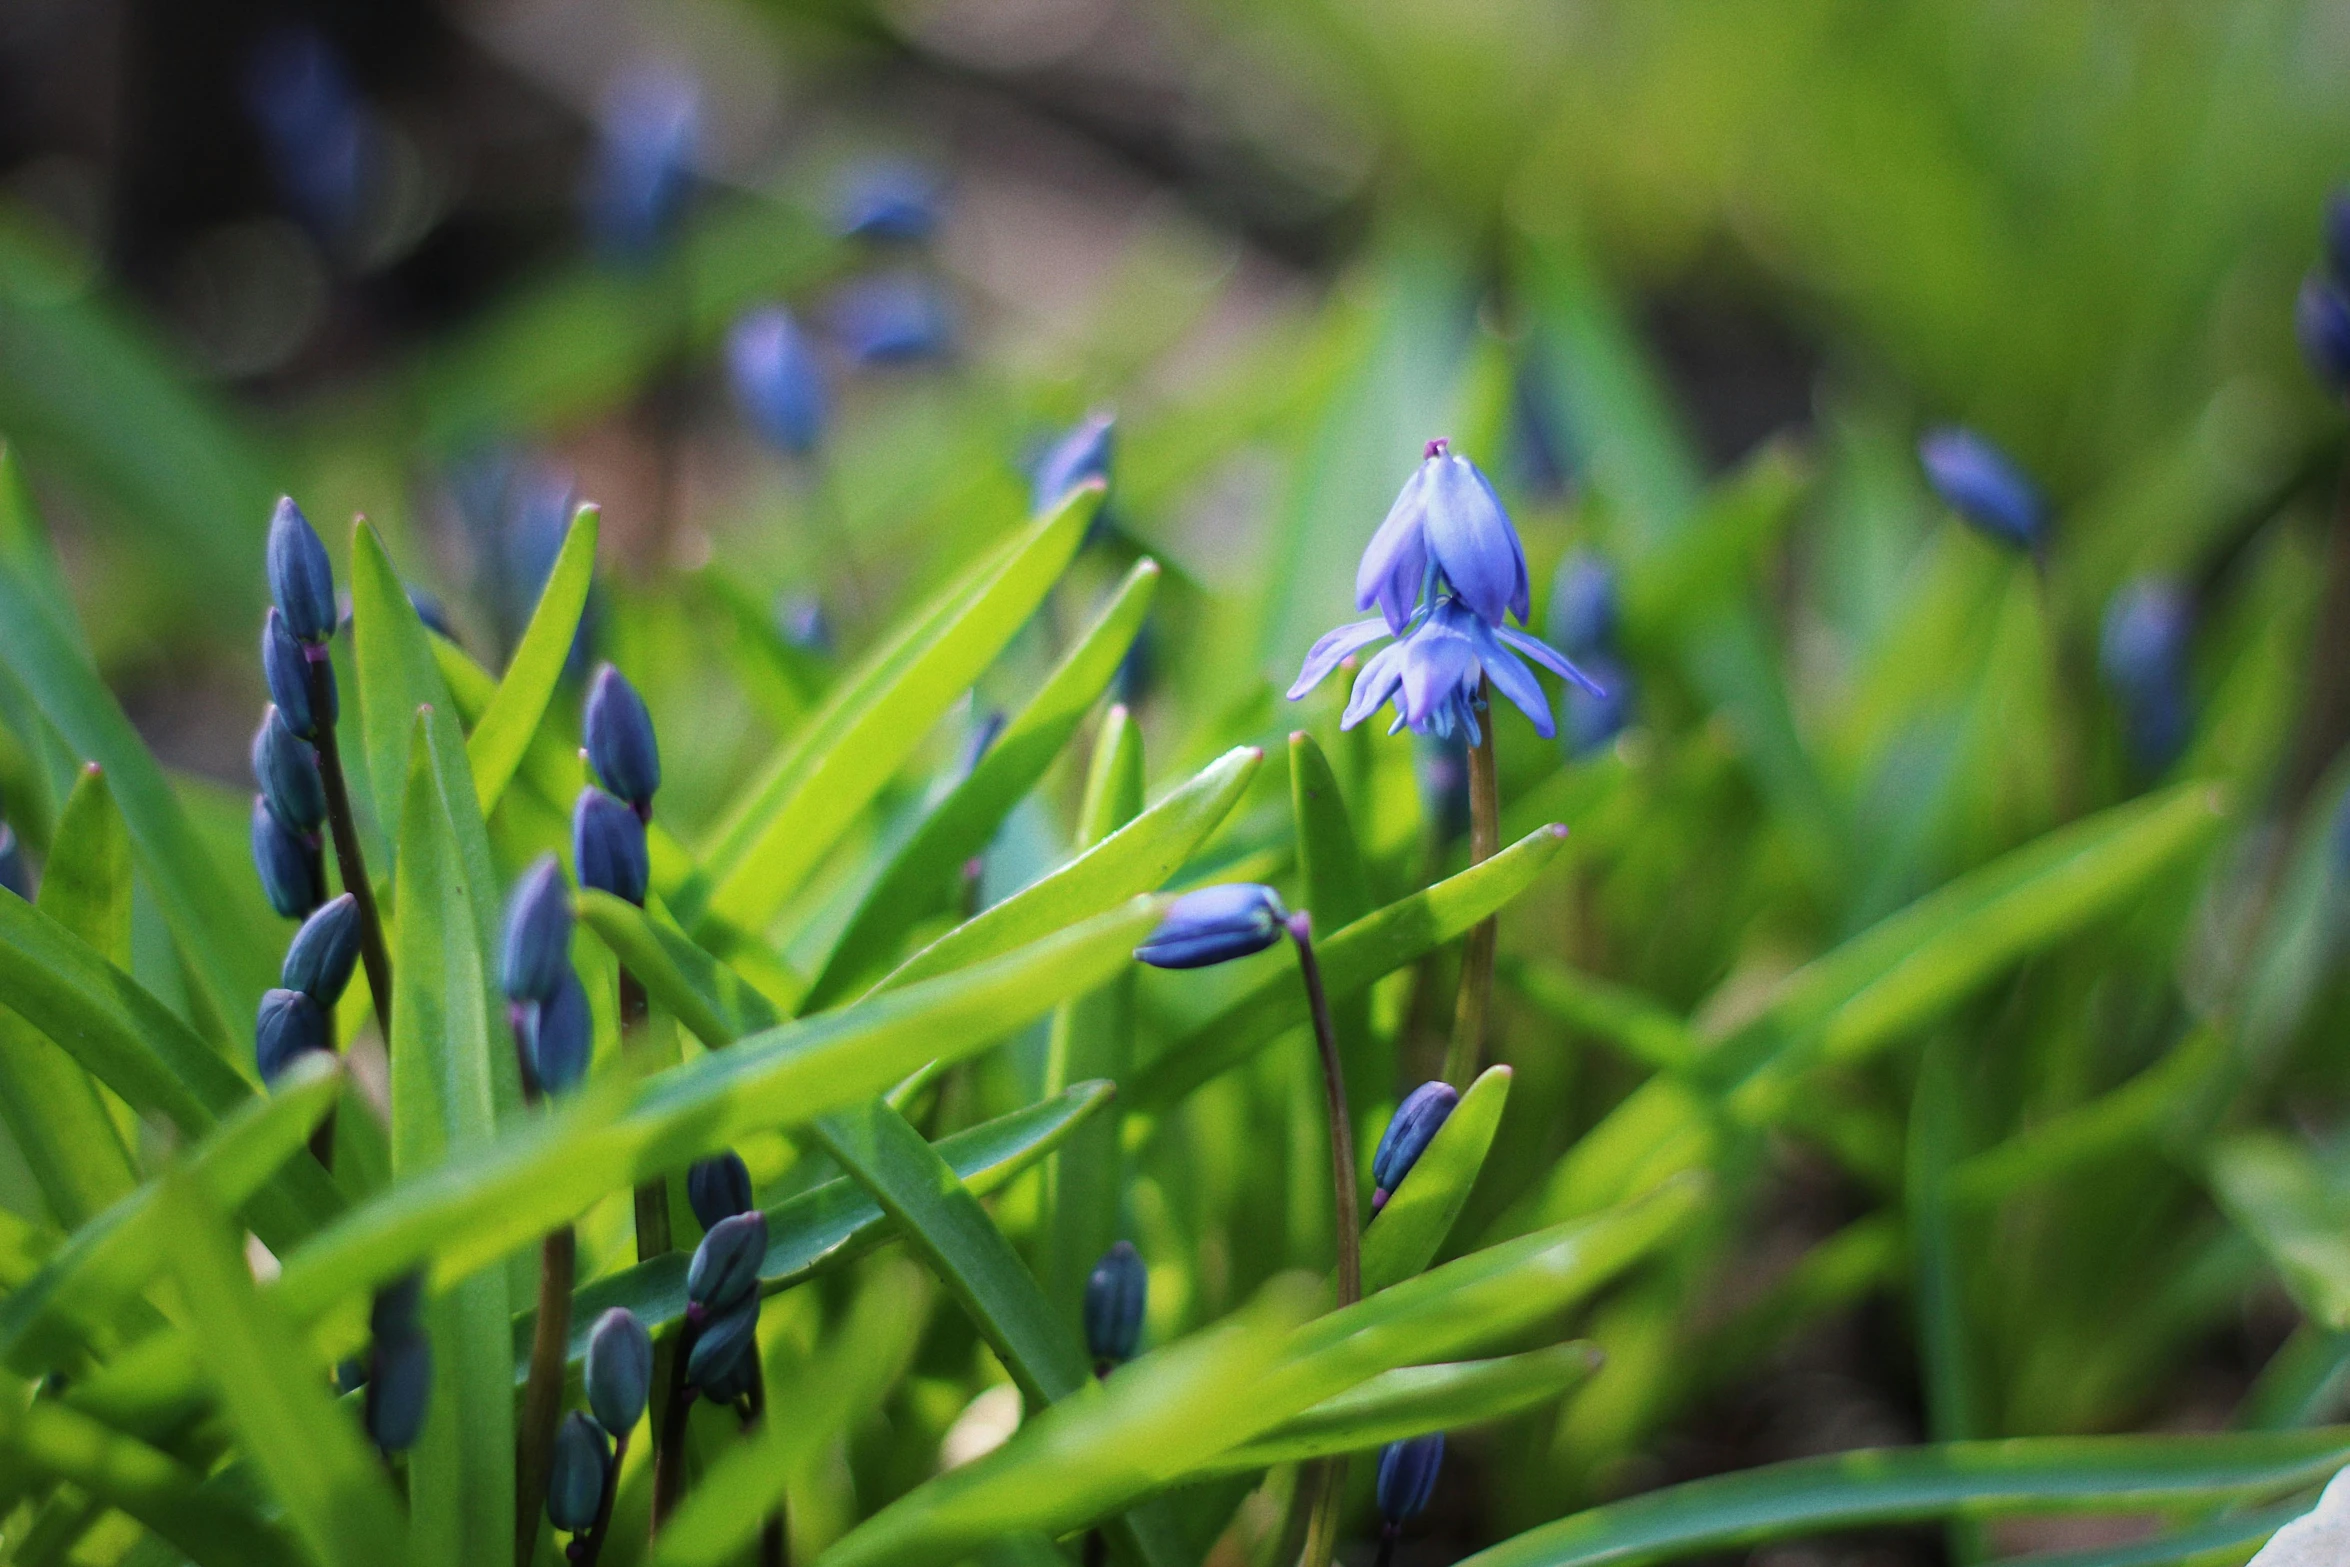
[1355,462,1432,633]
[1342,642,1409,730]
[1423,455,1526,627]
[1397,622,1476,731]
[1287,617,1392,701]
[1494,623,1606,697]
[1471,623,1556,740]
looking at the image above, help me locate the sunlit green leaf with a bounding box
[467,503,597,815]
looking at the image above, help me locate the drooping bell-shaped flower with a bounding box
[1370,1082,1457,1214]
[1356,439,1530,634]
[584,665,660,817]
[1084,1240,1146,1371]
[829,273,954,365]
[1302,597,1599,747]
[583,65,699,260]
[1134,885,1287,970]
[586,1308,654,1437]
[1918,427,2044,552]
[728,306,828,457]
[281,893,361,1004]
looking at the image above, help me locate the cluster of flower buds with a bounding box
[253,499,338,920]
[1083,1241,1146,1376]
[574,665,658,910]
[545,1307,653,1538]
[500,856,590,1097]
[1134,884,1289,970]
[1546,551,1632,756]
[364,1272,432,1455]
[583,65,700,263]
[2299,192,2350,398]
[684,1210,768,1405]
[2099,578,2195,778]
[1918,427,2046,556]
[1290,440,1601,744]
[255,895,361,1082]
[1369,1082,1457,1216]
[0,820,29,901]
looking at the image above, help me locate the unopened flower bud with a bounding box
[686,1210,767,1314]
[261,608,333,739]
[1084,1240,1146,1371]
[1376,1434,1444,1524]
[687,1150,754,1231]
[518,967,592,1097]
[1134,885,1287,970]
[499,854,573,1005]
[573,788,649,906]
[728,306,828,457]
[281,893,361,1004]
[1371,1082,1458,1214]
[267,497,337,643]
[585,1308,653,1436]
[687,1295,761,1401]
[1918,427,2044,552]
[251,795,324,919]
[0,824,26,901]
[251,706,325,833]
[365,1325,431,1454]
[545,1410,610,1533]
[584,665,660,815]
[255,987,329,1081]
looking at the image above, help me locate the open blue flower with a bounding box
[1291,596,1599,746]
[1356,439,1529,633]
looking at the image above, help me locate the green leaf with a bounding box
[388,707,517,1567]
[1131,823,1574,1111]
[2209,1135,2350,1330]
[696,484,1103,934]
[1289,730,1372,932]
[576,890,781,1045]
[1507,958,1697,1072]
[1450,1429,2350,1567]
[801,557,1160,1009]
[1203,1344,1603,1472]
[351,520,460,866]
[467,503,597,816]
[161,1174,409,1567]
[1998,1504,2309,1567]
[0,1053,342,1377]
[0,763,138,1227]
[880,743,1263,994]
[1361,1064,1512,1293]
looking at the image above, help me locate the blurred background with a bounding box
[9,1,2350,1562]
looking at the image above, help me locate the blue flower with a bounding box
[255,987,330,1082]
[688,1150,755,1231]
[728,306,828,457]
[2300,275,2350,399]
[833,159,940,244]
[573,788,650,906]
[687,1211,768,1315]
[1918,427,2044,552]
[244,28,373,245]
[829,273,954,365]
[1356,440,1529,634]
[1370,1082,1457,1213]
[365,1325,431,1454]
[251,795,325,920]
[516,967,593,1097]
[281,893,361,1004]
[1293,596,1600,747]
[583,66,699,260]
[1032,413,1114,514]
[0,824,26,902]
[1376,1433,1444,1524]
[545,1411,610,1533]
[1084,1240,1146,1371]
[1135,885,1288,970]
[2100,579,2193,775]
[585,1308,654,1437]
[251,706,325,834]
[584,665,661,816]
[267,497,338,644]
[499,854,573,1007]
[1545,550,1618,660]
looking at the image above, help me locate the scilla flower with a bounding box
[688,1150,754,1231]
[1357,439,1529,633]
[1370,1082,1457,1214]
[1918,427,2044,552]
[1135,885,1287,969]
[586,1308,654,1436]
[829,272,954,365]
[1296,596,1597,747]
[728,306,828,457]
[1377,1433,1445,1531]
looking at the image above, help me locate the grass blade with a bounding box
[1361,1063,1512,1293]
[2209,1135,2350,1330]
[467,503,597,816]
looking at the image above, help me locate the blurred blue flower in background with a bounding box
[829,272,955,365]
[1032,412,1115,514]
[244,27,375,247]
[1919,426,2045,553]
[584,65,700,261]
[2299,274,2350,398]
[2099,577,2193,776]
[728,306,828,457]
[833,159,941,244]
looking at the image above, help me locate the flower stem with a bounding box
[514,1224,576,1567]
[1295,1458,1348,1567]
[740,1360,788,1567]
[621,967,672,1264]
[573,1431,627,1567]
[1441,681,1500,1089]
[1286,914,1359,1306]
[650,1313,703,1531]
[306,655,393,1037]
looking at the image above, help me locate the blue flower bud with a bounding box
[518,967,593,1098]
[2100,579,2194,776]
[1563,651,1633,758]
[0,823,27,901]
[687,1296,761,1402]
[686,1210,768,1314]
[2301,275,2350,399]
[365,1327,431,1453]
[1032,413,1114,514]
[372,1271,427,1341]
[833,159,939,244]
[266,497,338,643]
[251,706,325,834]
[499,854,573,1005]
[584,66,699,261]
[255,987,330,1082]
[251,795,325,919]
[262,608,334,739]
[1370,1082,1458,1213]
[586,1308,654,1436]
[573,788,650,906]
[584,665,660,814]
[829,272,954,365]
[1084,1241,1146,1370]
[281,893,361,1004]
[2327,190,2350,285]
[1918,427,2044,552]
[687,1150,754,1231]
[1545,551,1618,660]
[1134,884,1288,970]
[1376,1433,1444,1524]
[545,1410,610,1533]
[727,306,828,457]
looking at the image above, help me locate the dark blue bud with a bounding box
[832,160,939,244]
[371,1271,426,1341]
[2300,275,2350,399]
[686,1210,768,1314]
[1032,413,1114,514]
[1134,884,1288,970]
[251,795,325,919]
[687,1150,754,1231]
[1371,1082,1458,1213]
[255,987,330,1082]
[573,788,650,907]
[585,1308,654,1435]
[281,893,361,1004]
[1918,427,2045,552]
[584,67,699,261]
[2099,579,2191,700]
[2327,190,2350,285]
[828,273,954,365]
[244,28,371,244]
[251,706,325,833]
[267,497,338,643]
[727,307,828,457]
[584,665,660,814]
[1376,1434,1444,1524]
[545,1410,610,1532]
[518,967,593,1098]
[365,1327,431,1453]
[687,1296,761,1402]
[1084,1241,1146,1370]
[499,854,573,1005]
[262,608,334,739]
[1545,551,1618,659]
[1563,651,1633,758]
[0,823,27,901]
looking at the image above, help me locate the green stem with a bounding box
[740,1361,787,1567]
[309,1010,337,1171]
[1441,681,1499,1089]
[307,654,392,1038]
[573,1431,626,1567]
[1286,913,1361,1567]
[514,1225,576,1567]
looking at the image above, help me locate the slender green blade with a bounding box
[1132,823,1573,1111]
[161,1176,409,1567]
[576,890,781,1046]
[1453,1429,2350,1567]
[1361,1063,1512,1293]
[351,521,459,868]
[1289,731,1372,932]
[699,484,1103,933]
[467,503,597,816]
[2209,1135,2350,1331]
[1507,958,1697,1072]
[803,557,1159,1009]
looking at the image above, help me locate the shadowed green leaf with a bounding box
[2210,1135,2350,1331]
[351,522,459,867]
[467,503,597,815]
